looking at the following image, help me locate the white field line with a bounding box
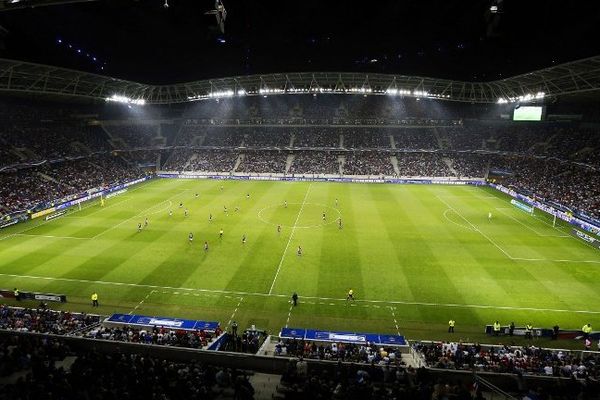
[0,180,153,242]
[4,272,600,314]
[12,233,90,240]
[226,297,244,328]
[443,209,476,232]
[440,196,600,264]
[436,195,514,260]
[91,189,188,239]
[129,290,156,315]
[285,304,294,328]
[268,183,312,295]
[495,208,568,238]
[389,306,400,335]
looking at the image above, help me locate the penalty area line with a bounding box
[2,272,600,315]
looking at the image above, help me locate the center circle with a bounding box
[257,203,342,229]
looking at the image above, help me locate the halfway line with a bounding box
[268,183,312,294]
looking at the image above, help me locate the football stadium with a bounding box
[0,1,600,399]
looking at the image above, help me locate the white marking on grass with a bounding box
[5,272,600,314]
[285,303,294,328]
[439,196,600,264]
[494,208,568,238]
[12,233,90,240]
[268,183,312,295]
[389,307,400,335]
[442,209,476,232]
[91,190,183,239]
[257,202,341,229]
[437,195,514,259]
[226,297,244,328]
[129,290,156,315]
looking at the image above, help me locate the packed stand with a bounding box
[277,354,460,400]
[241,127,291,147]
[343,152,394,176]
[203,128,245,147]
[490,155,600,219]
[0,334,255,400]
[294,128,340,148]
[0,305,100,335]
[413,341,600,379]
[106,124,159,148]
[275,338,405,366]
[448,153,488,177]
[0,154,145,215]
[289,152,341,175]
[237,151,287,173]
[185,150,237,172]
[343,129,390,149]
[395,153,450,177]
[394,129,439,150]
[83,325,219,349]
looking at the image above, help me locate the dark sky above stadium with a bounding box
[0,0,599,84]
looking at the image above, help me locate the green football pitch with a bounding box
[1,178,600,345]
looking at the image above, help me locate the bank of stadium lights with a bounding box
[497,92,545,104]
[106,94,145,105]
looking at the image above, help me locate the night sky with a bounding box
[0,0,598,84]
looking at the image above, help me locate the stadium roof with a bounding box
[1,55,599,105]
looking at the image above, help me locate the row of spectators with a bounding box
[276,339,405,368]
[413,341,600,380]
[0,305,100,335]
[84,325,219,349]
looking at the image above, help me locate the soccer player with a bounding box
[291,292,298,306]
[277,224,282,234]
[347,289,354,301]
[209,213,213,222]
[224,206,228,214]
[137,223,142,232]
[297,246,302,256]
[242,234,246,244]
[195,193,199,198]
[488,211,492,221]
[338,218,342,229]
[235,206,239,212]
[184,208,188,217]
[284,200,287,208]
[204,241,209,251]
[219,229,224,239]
[246,193,250,199]
[322,212,326,221]
[169,210,173,217]
[188,232,194,243]
[335,198,338,207]
[220,185,224,191]
[144,218,148,227]
[179,202,183,208]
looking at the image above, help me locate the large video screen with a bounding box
[513,106,543,121]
